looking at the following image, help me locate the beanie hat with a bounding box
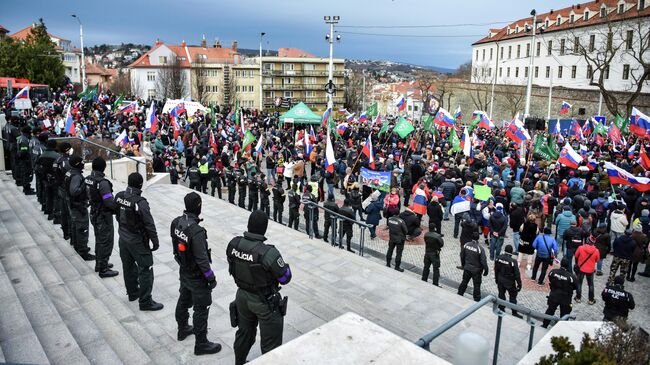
[496,202,503,211]
[614,275,625,285]
[560,257,570,269]
[184,192,202,216]
[58,142,72,154]
[128,172,144,189]
[642,209,649,217]
[247,210,268,235]
[70,156,83,169]
[92,157,106,172]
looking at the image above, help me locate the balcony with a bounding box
[261,70,345,77]
[262,84,329,91]
[263,97,344,107]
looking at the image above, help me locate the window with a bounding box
[587,65,593,79]
[545,20,550,28]
[499,67,502,77]
[640,0,646,10]
[488,68,492,77]
[600,6,607,17]
[526,43,530,57]
[546,66,550,78]
[305,91,315,97]
[618,3,625,14]
[159,56,167,64]
[534,66,539,78]
[304,77,317,84]
[556,17,562,26]
[283,91,293,98]
[263,63,274,70]
[282,63,294,71]
[482,49,485,61]
[147,89,156,98]
[507,67,511,77]
[263,77,272,85]
[303,63,315,71]
[476,50,479,61]
[607,32,613,49]
[508,46,512,59]
[558,66,563,79]
[571,65,577,78]
[547,40,553,56]
[589,35,595,52]
[626,30,633,49]
[622,64,630,80]
[573,37,580,53]
[197,54,207,60]
[570,14,575,23]
[560,39,565,55]
[500,47,504,59]
[584,11,589,20]
[536,42,541,56]
[490,48,493,60]
[515,67,519,77]
[206,85,218,93]
[524,67,529,78]
[603,65,610,79]
[282,77,293,85]
[147,72,156,81]
[516,45,521,58]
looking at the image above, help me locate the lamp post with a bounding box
[259,32,265,111]
[71,14,87,91]
[488,41,500,120]
[324,16,340,113]
[523,9,537,118]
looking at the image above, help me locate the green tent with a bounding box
[279,102,322,125]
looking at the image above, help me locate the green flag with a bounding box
[210,104,216,128]
[242,130,256,150]
[112,95,124,110]
[367,102,378,118]
[422,115,434,132]
[534,135,558,161]
[469,114,481,133]
[234,101,240,126]
[614,114,629,135]
[594,119,608,136]
[450,127,461,152]
[379,121,389,136]
[79,85,98,101]
[393,117,414,138]
[547,135,560,159]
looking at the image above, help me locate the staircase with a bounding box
[223,66,231,105]
[0,172,545,364]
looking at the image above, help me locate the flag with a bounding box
[587,159,599,171]
[209,131,218,151]
[450,127,461,152]
[9,86,29,103]
[505,118,530,144]
[580,144,588,157]
[79,85,99,101]
[119,101,137,113]
[582,119,592,136]
[548,136,560,159]
[604,162,650,192]
[64,106,75,135]
[475,111,495,129]
[558,143,583,169]
[346,113,356,123]
[358,112,368,123]
[114,129,127,146]
[560,101,572,115]
[393,117,414,138]
[255,135,264,154]
[570,119,584,141]
[450,194,471,216]
[336,122,349,135]
[210,105,217,128]
[461,127,472,160]
[454,105,462,120]
[422,115,434,132]
[233,101,240,126]
[303,129,313,155]
[470,113,481,132]
[638,145,650,169]
[551,119,562,134]
[362,135,375,169]
[396,96,406,111]
[628,144,636,159]
[367,102,378,118]
[324,129,336,173]
[242,130,256,151]
[379,120,390,136]
[309,125,316,142]
[433,107,455,128]
[112,95,124,110]
[608,122,622,144]
[593,118,608,136]
[630,107,650,136]
[534,134,559,161]
[614,114,629,135]
[145,101,158,134]
[321,107,332,127]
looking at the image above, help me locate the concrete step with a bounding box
[0,179,181,365]
[0,221,49,365]
[0,194,89,365]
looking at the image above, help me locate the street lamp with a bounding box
[523,9,537,118]
[324,16,340,112]
[71,14,87,91]
[259,32,265,111]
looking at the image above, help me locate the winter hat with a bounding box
[642,209,649,217]
[184,192,202,215]
[128,172,144,189]
[92,157,106,172]
[633,224,643,232]
[70,156,84,169]
[495,203,504,211]
[58,142,72,154]
[247,210,268,235]
[614,276,625,285]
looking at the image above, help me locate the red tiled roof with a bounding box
[278,48,316,58]
[10,25,68,42]
[0,25,9,33]
[128,41,237,68]
[85,62,115,76]
[473,0,649,45]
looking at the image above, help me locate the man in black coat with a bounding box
[601,275,635,321]
[386,215,408,272]
[488,203,509,260]
[457,239,489,302]
[542,257,578,328]
[399,207,421,239]
[427,196,443,235]
[422,230,444,286]
[323,194,339,243]
[509,203,525,254]
[494,245,522,318]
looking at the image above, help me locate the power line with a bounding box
[337,21,513,29]
[337,31,485,38]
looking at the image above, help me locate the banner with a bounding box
[534,134,559,160]
[360,167,391,192]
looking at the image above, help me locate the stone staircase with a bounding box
[0,171,546,364]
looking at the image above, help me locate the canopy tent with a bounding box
[279,102,322,125]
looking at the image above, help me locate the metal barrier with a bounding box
[414,294,576,365]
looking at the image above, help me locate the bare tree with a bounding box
[344,70,365,112]
[468,64,492,111]
[111,69,132,96]
[129,71,144,99]
[497,82,526,118]
[415,70,437,113]
[226,67,238,107]
[156,55,187,99]
[434,74,455,110]
[192,57,209,104]
[454,60,473,81]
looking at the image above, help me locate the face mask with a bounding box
[68,148,74,155]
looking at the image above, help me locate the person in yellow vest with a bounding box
[198,156,209,194]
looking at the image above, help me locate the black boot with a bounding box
[139,299,164,311]
[99,268,119,278]
[177,323,194,341]
[194,334,222,356]
[395,267,404,272]
[95,262,114,272]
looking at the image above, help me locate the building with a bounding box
[471,0,650,94]
[0,25,9,38]
[370,81,426,118]
[129,38,345,111]
[84,61,117,88]
[10,25,83,85]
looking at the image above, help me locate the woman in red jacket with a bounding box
[574,235,601,305]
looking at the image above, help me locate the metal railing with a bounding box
[414,294,576,365]
[50,137,146,180]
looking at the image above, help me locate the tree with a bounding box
[434,74,455,110]
[191,58,209,104]
[415,70,437,113]
[497,83,526,118]
[156,55,186,99]
[110,69,131,96]
[454,60,473,81]
[344,70,375,113]
[468,64,492,112]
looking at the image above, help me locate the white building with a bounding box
[471,0,649,93]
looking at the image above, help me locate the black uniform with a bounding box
[16,131,34,193]
[338,205,355,251]
[494,252,522,316]
[272,185,286,224]
[238,173,248,209]
[386,216,408,270]
[422,231,444,285]
[86,170,118,273]
[53,154,71,238]
[259,181,270,216]
[322,199,339,243]
[4,123,19,180]
[208,166,222,199]
[248,177,259,211]
[457,240,489,302]
[66,167,90,255]
[30,134,44,203]
[601,283,635,321]
[187,166,201,192]
[34,147,60,217]
[302,192,320,238]
[542,266,578,327]
[287,189,300,230]
[115,187,160,307]
[227,168,237,204]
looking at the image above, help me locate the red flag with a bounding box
[608,123,622,144]
[210,131,218,152]
[639,145,650,170]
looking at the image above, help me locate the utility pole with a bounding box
[597,92,603,116]
[324,16,340,113]
[523,9,537,118]
[71,15,87,91]
[546,70,553,120]
[259,32,265,111]
[362,70,366,112]
[489,41,500,120]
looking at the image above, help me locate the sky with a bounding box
[2,0,574,70]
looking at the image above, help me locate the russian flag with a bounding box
[309,125,316,143]
[454,105,462,120]
[114,129,127,146]
[64,106,75,135]
[560,101,572,115]
[337,122,348,135]
[119,101,137,113]
[604,162,650,192]
[558,143,583,169]
[321,107,332,127]
[396,96,406,111]
[433,107,455,128]
[358,112,368,123]
[478,114,495,129]
[410,188,428,215]
[587,159,598,171]
[324,130,336,173]
[630,107,650,136]
[346,113,356,123]
[362,135,375,169]
[580,144,588,157]
[303,129,312,155]
[255,136,264,155]
[9,86,30,103]
[145,101,158,134]
[628,144,636,159]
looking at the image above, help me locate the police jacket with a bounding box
[249,179,259,195]
[115,187,159,247]
[226,231,291,295]
[460,240,488,275]
[259,182,270,204]
[53,155,70,187]
[35,148,60,183]
[226,170,237,187]
[187,166,201,183]
[460,218,478,245]
[288,189,300,209]
[547,267,578,304]
[323,200,339,222]
[66,168,88,209]
[29,136,43,164]
[272,186,285,204]
[339,206,355,230]
[171,212,214,282]
[387,216,408,244]
[208,166,220,182]
[494,253,522,289]
[238,174,248,190]
[85,170,117,214]
[601,284,635,320]
[424,231,444,254]
[17,133,31,160]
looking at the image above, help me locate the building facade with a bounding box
[471,0,649,94]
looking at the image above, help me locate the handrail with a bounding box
[302,200,373,228]
[50,137,145,166]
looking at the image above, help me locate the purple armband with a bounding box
[102,193,113,200]
[203,269,214,279]
[277,267,291,284]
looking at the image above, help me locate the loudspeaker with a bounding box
[524,117,536,131]
[536,118,546,131]
[578,108,586,115]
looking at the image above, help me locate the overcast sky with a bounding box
[2,0,573,70]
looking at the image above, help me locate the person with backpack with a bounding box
[531,228,559,286]
[591,193,609,225]
[383,188,401,225]
[573,235,600,305]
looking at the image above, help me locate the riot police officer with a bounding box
[53,142,72,238]
[86,157,119,278]
[271,182,285,224]
[422,229,444,286]
[386,215,408,272]
[30,131,46,206]
[66,155,94,260]
[115,172,163,311]
[171,192,222,355]
[601,275,635,321]
[34,140,60,219]
[186,161,201,192]
[237,169,248,209]
[323,194,339,243]
[227,210,291,365]
[17,126,35,194]
[338,199,355,252]
[302,185,320,238]
[3,117,20,180]
[494,244,523,318]
[248,172,259,211]
[457,239,489,302]
[208,162,222,199]
[227,167,237,204]
[542,257,578,328]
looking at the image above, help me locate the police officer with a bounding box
[171,192,222,355]
[287,183,300,230]
[271,182,286,224]
[208,162,222,199]
[86,157,119,278]
[601,275,635,321]
[302,185,320,238]
[186,161,201,192]
[34,140,60,219]
[542,257,578,328]
[259,174,271,217]
[30,131,46,206]
[53,142,72,237]
[422,229,444,286]
[66,155,94,260]
[386,214,408,272]
[494,244,523,318]
[227,210,291,365]
[198,157,209,194]
[115,172,164,311]
[227,167,237,204]
[248,172,259,211]
[238,168,248,209]
[323,194,339,243]
[17,126,35,194]
[457,238,488,302]
[3,117,20,180]
[338,199,355,252]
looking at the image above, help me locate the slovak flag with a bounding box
[628,144,636,159]
[560,101,572,115]
[630,107,650,136]
[638,144,650,169]
[362,135,375,169]
[324,130,336,173]
[396,96,406,111]
[114,129,128,147]
[171,117,181,139]
[337,122,349,135]
[582,119,592,135]
[9,86,30,103]
[321,107,332,127]
[145,101,158,134]
[454,105,462,120]
[478,115,496,129]
[64,106,75,135]
[358,112,368,123]
[119,101,137,113]
[558,143,583,169]
[505,118,530,144]
[255,136,264,154]
[604,161,650,192]
[303,129,313,155]
[346,113,356,123]
[433,107,455,127]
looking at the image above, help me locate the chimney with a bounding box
[214,38,221,48]
[201,34,206,48]
[232,40,238,52]
[155,38,162,46]
[181,40,186,47]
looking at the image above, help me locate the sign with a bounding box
[283,118,295,124]
[162,99,207,116]
[14,98,33,110]
[474,184,492,201]
[360,167,391,192]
